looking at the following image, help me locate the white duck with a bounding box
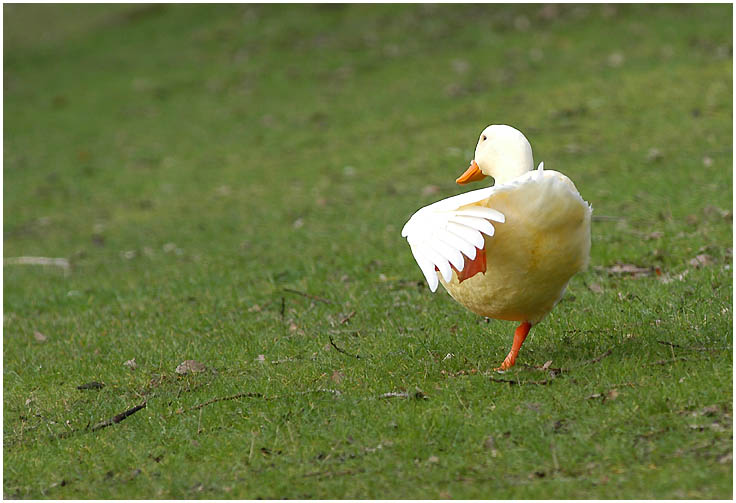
[401,125,592,370]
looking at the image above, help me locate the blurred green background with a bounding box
[4,4,732,499]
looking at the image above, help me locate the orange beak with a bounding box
[456,160,486,185]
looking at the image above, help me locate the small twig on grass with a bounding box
[490,377,555,386]
[303,468,364,479]
[339,310,356,324]
[282,288,332,304]
[91,402,146,431]
[4,256,70,275]
[190,392,264,411]
[77,381,105,390]
[563,328,598,335]
[520,362,569,374]
[329,335,361,359]
[648,357,689,366]
[292,389,341,397]
[580,348,613,366]
[186,389,341,412]
[657,340,722,352]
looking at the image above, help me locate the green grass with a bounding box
[4,4,732,499]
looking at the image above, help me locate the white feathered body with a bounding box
[402,166,591,324]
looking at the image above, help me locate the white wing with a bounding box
[401,187,505,292]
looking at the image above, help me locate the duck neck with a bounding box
[492,153,534,184]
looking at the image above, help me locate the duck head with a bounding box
[456,125,534,185]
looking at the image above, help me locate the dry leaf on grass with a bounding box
[699,405,721,416]
[608,51,625,68]
[380,391,409,399]
[124,358,137,370]
[601,263,653,277]
[659,269,690,284]
[689,422,726,432]
[703,205,731,219]
[271,357,296,364]
[689,254,714,268]
[587,388,619,403]
[643,231,664,240]
[681,404,724,417]
[175,360,206,375]
[380,388,427,400]
[588,283,604,293]
[646,147,662,161]
[33,331,48,342]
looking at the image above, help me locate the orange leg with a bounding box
[494,321,532,371]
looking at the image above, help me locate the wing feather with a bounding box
[446,222,484,251]
[409,244,439,292]
[440,227,477,259]
[454,207,505,223]
[433,236,465,271]
[424,247,452,283]
[401,187,504,291]
[450,215,496,236]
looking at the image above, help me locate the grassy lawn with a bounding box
[4,4,732,499]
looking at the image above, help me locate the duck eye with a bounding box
[482,135,487,141]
